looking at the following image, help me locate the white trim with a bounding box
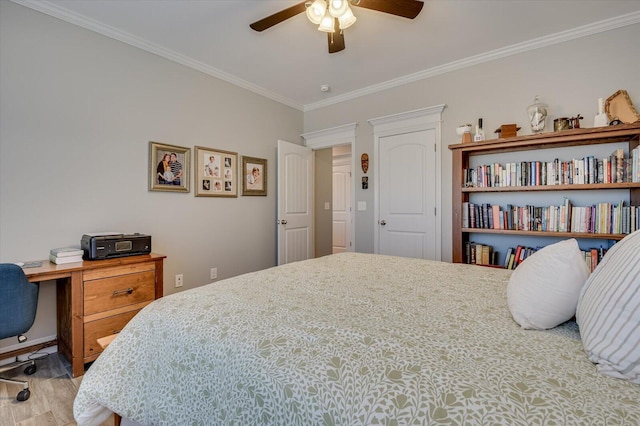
[370,105,445,260]
[11,1,640,112]
[304,11,640,111]
[368,105,446,135]
[301,123,357,253]
[302,123,358,150]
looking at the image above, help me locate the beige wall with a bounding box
[304,23,640,260]
[0,2,302,349]
[314,148,333,257]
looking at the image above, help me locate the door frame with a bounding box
[302,122,357,253]
[368,105,446,259]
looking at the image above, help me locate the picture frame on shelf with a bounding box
[605,89,640,124]
[241,156,267,196]
[149,141,190,193]
[194,146,238,197]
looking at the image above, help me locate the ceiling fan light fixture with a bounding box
[338,7,356,29]
[318,11,335,32]
[251,0,424,54]
[305,0,326,25]
[328,0,349,18]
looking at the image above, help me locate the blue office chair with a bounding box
[0,263,39,401]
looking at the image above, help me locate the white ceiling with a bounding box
[15,0,640,110]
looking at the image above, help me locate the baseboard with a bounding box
[0,336,58,365]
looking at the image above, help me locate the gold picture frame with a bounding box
[241,156,267,196]
[194,146,238,197]
[149,141,190,192]
[605,89,640,124]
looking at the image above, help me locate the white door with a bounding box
[332,163,351,253]
[378,129,438,259]
[277,140,314,265]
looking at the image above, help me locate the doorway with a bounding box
[302,123,357,258]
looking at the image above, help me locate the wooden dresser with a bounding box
[25,253,165,377]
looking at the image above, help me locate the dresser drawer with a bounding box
[84,270,155,316]
[84,310,139,357]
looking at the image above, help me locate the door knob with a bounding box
[281,220,288,225]
[379,220,386,226]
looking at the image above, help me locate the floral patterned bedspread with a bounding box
[74,253,640,425]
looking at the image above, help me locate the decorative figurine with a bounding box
[570,114,583,129]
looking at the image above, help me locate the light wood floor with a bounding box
[0,353,114,426]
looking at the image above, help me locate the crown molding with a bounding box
[304,11,640,112]
[10,0,305,111]
[11,1,640,113]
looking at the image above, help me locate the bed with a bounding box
[73,251,640,425]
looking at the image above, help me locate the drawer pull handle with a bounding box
[112,329,122,334]
[113,288,134,296]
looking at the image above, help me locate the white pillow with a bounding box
[507,239,590,330]
[576,229,640,384]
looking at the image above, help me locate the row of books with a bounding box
[582,246,609,273]
[463,147,640,188]
[49,247,84,264]
[501,244,608,272]
[463,242,500,266]
[502,246,538,269]
[462,199,639,235]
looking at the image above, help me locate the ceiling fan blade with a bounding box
[250,1,307,32]
[328,25,346,54]
[352,0,424,19]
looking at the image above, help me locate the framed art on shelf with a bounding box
[242,156,267,196]
[194,146,238,197]
[149,141,190,192]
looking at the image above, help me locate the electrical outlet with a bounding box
[210,268,217,280]
[175,274,183,288]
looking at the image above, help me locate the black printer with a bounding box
[81,233,151,260]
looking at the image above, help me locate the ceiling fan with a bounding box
[250,0,424,54]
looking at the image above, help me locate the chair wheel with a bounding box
[17,389,30,401]
[24,364,37,375]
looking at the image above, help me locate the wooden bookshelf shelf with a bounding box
[449,123,640,264]
[462,182,640,193]
[462,228,627,240]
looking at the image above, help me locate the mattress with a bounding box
[74,252,640,425]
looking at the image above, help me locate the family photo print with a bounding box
[149,141,190,193]
[195,146,238,197]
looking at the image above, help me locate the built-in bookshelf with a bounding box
[449,123,640,265]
